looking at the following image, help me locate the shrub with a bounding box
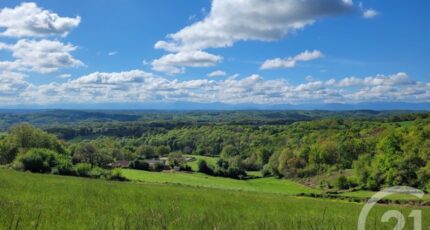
[17,148,60,173]
[129,159,150,170]
[55,155,75,176]
[226,166,247,179]
[90,167,109,179]
[347,176,359,188]
[75,163,92,177]
[198,160,213,174]
[335,175,350,190]
[261,164,272,177]
[180,164,192,172]
[109,168,127,181]
[0,140,18,165]
[319,179,332,190]
[366,176,381,191]
[152,162,165,172]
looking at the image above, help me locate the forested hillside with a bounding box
[0,110,429,192]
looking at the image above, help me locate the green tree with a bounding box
[9,124,65,154]
[72,143,111,167]
[156,145,170,156]
[136,145,156,159]
[0,124,66,164]
[256,148,271,166]
[221,145,239,159]
[167,152,186,167]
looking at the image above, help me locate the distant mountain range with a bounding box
[0,102,429,111]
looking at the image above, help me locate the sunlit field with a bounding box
[1,169,429,230]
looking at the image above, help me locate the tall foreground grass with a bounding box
[0,169,428,229]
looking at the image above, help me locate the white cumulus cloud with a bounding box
[151,0,353,75]
[363,9,378,19]
[0,2,81,37]
[207,70,227,77]
[0,39,84,73]
[261,50,323,69]
[155,0,353,52]
[0,71,29,96]
[6,70,429,105]
[152,50,222,75]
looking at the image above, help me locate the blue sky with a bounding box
[0,0,429,107]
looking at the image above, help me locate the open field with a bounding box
[122,169,319,195]
[184,155,219,171]
[396,120,416,127]
[1,169,429,229]
[123,169,430,202]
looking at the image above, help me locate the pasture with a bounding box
[1,169,429,229]
[122,169,319,195]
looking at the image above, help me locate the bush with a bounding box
[261,164,272,177]
[152,162,165,172]
[0,140,18,165]
[16,148,60,173]
[366,176,381,191]
[75,163,92,177]
[198,160,213,175]
[109,168,127,181]
[226,166,247,179]
[55,155,75,176]
[129,159,150,170]
[180,164,192,172]
[319,179,332,190]
[347,176,358,188]
[335,175,350,190]
[89,167,109,179]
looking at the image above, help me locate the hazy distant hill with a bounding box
[0,109,426,130]
[1,102,429,111]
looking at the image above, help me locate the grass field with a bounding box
[1,169,429,229]
[184,155,219,171]
[122,169,319,195]
[396,120,415,127]
[123,169,430,202]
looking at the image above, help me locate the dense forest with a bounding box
[0,110,429,192]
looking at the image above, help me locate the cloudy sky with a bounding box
[0,0,429,107]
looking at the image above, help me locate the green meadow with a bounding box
[123,169,430,201]
[122,169,319,195]
[184,155,219,171]
[1,169,429,230]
